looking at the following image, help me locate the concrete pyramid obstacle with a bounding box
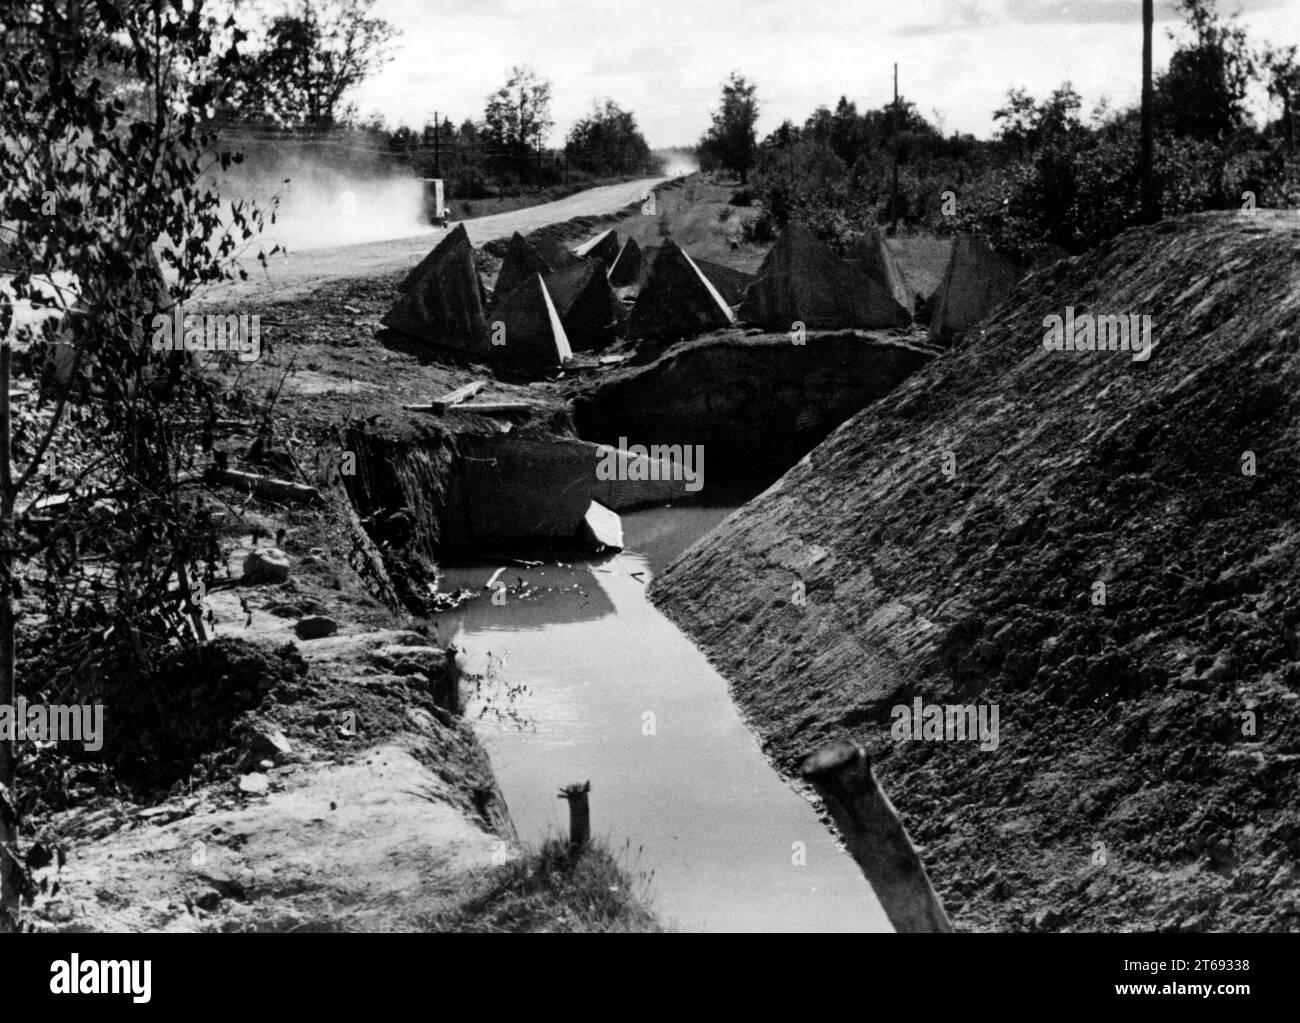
[608,237,643,288]
[398,223,473,293]
[739,222,910,330]
[849,226,913,322]
[574,228,620,269]
[494,232,553,300]
[531,233,583,271]
[383,227,492,356]
[628,239,736,340]
[690,256,758,307]
[488,272,573,368]
[928,234,1025,344]
[543,261,623,351]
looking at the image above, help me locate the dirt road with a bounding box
[206,176,667,304]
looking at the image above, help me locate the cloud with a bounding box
[900,0,1287,36]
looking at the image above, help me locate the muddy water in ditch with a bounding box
[437,506,889,932]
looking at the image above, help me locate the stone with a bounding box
[265,603,304,619]
[242,547,290,585]
[237,772,270,795]
[294,615,338,640]
[242,723,292,765]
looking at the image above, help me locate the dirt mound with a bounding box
[652,210,1300,933]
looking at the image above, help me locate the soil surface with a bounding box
[652,210,1300,933]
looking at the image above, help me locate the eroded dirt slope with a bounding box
[652,209,1300,932]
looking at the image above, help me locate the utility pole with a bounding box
[433,111,441,177]
[1140,0,1155,222]
[891,63,901,234]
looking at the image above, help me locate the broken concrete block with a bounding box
[608,237,643,288]
[487,272,573,368]
[928,234,1026,343]
[383,228,493,356]
[579,500,624,551]
[628,240,736,340]
[574,228,620,269]
[237,772,270,795]
[242,547,290,584]
[493,232,554,300]
[543,260,624,351]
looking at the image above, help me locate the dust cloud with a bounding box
[212,149,434,253]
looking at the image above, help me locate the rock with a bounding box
[294,615,338,640]
[237,772,270,795]
[242,723,292,765]
[1204,655,1233,684]
[242,548,290,585]
[265,603,304,619]
[1031,907,1063,930]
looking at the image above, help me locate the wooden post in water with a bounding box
[558,781,591,852]
[800,740,952,933]
[431,644,462,715]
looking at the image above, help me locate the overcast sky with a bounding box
[350,0,1299,145]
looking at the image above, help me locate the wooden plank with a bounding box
[208,468,321,503]
[430,379,486,412]
[453,401,532,415]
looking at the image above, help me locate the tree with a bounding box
[994,84,1083,156]
[1261,44,1300,150]
[229,0,395,129]
[1156,0,1254,141]
[482,66,553,182]
[565,100,651,176]
[0,0,272,929]
[698,72,759,184]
